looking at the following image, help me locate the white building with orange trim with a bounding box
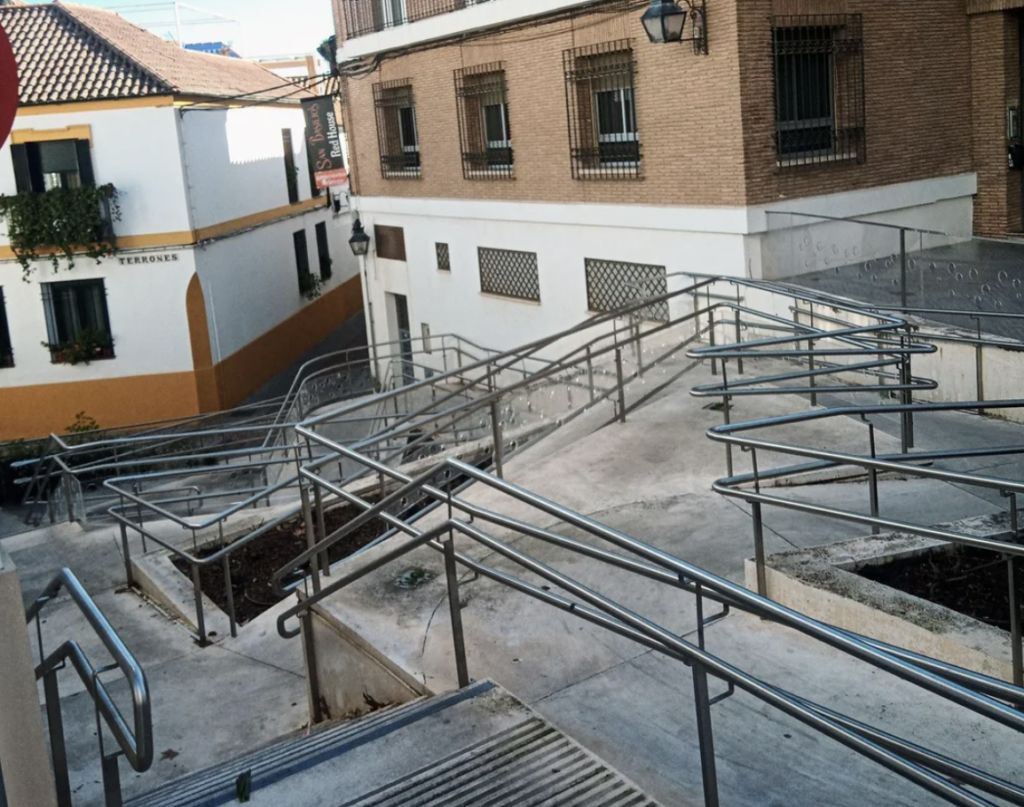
[0,2,361,440]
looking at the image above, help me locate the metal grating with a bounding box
[478,247,540,301]
[454,62,513,179]
[373,79,422,179]
[585,258,668,321]
[772,15,865,168]
[341,0,494,40]
[344,718,661,806]
[563,40,641,180]
[436,242,451,271]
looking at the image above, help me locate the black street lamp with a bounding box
[348,218,370,257]
[641,0,687,44]
[641,0,708,54]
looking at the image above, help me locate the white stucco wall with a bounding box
[180,106,318,230]
[194,207,359,362]
[0,251,197,386]
[0,104,192,242]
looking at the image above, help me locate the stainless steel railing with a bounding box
[677,276,1024,691]
[277,430,1024,807]
[26,568,152,807]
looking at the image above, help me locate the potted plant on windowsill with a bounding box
[0,184,121,280]
[42,328,115,365]
[299,272,322,301]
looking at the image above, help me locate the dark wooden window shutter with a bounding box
[75,140,96,186]
[374,224,406,261]
[10,144,32,193]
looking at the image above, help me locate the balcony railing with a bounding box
[342,0,496,39]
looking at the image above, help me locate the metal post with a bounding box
[313,483,330,578]
[899,334,911,454]
[63,471,75,524]
[899,228,908,311]
[101,753,123,807]
[734,286,744,376]
[975,318,986,417]
[721,360,733,478]
[868,421,880,536]
[615,348,626,423]
[808,338,817,407]
[586,346,595,403]
[707,290,717,376]
[300,484,321,594]
[191,563,207,645]
[43,671,72,807]
[635,320,644,377]
[693,288,701,340]
[222,555,237,639]
[1009,494,1023,690]
[299,611,325,725]
[903,327,915,448]
[490,398,504,479]
[751,448,767,597]
[120,522,134,587]
[444,534,470,688]
[691,664,721,807]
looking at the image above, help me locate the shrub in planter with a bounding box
[42,329,114,365]
[299,272,322,301]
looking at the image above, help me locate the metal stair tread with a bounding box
[125,680,497,807]
[339,716,661,807]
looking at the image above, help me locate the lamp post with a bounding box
[640,0,708,54]
[348,219,380,382]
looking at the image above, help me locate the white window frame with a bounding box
[380,0,406,27]
[593,85,638,167]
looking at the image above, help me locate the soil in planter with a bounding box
[858,545,1024,629]
[171,502,388,625]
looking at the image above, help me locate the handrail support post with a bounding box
[444,533,470,689]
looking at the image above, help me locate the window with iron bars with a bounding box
[563,40,641,180]
[454,63,513,179]
[436,242,451,271]
[478,247,540,302]
[585,259,668,322]
[772,14,865,167]
[373,79,421,179]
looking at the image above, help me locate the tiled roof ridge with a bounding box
[55,1,176,93]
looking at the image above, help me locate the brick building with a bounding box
[330,0,1021,354]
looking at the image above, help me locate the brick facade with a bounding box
[971,11,1022,235]
[336,0,1016,228]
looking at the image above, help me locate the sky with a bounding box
[27,0,335,59]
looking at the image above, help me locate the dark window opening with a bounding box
[41,279,114,362]
[454,63,513,179]
[772,15,865,166]
[373,80,421,179]
[0,288,13,368]
[11,139,95,194]
[375,225,407,261]
[315,222,332,281]
[563,41,641,180]
[294,230,311,293]
[282,129,300,204]
[436,242,450,271]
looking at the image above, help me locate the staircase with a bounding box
[126,681,661,807]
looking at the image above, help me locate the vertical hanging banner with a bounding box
[0,22,18,148]
[302,96,348,189]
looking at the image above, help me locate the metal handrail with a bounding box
[26,568,152,806]
[278,440,1024,807]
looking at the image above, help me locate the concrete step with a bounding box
[126,680,661,807]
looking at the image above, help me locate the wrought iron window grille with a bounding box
[436,242,451,271]
[563,40,642,181]
[342,0,496,40]
[454,63,514,180]
[373,79,422,179]
[585,258,669,322]
[478,247,540,301]
[771,14,865,169]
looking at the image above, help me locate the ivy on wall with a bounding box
[0,184,121,280]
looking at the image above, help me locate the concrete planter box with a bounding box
[745,512,1018,681]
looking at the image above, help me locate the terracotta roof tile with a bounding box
[0,2,306,107]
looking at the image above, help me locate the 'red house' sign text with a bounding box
[302,96,348,189]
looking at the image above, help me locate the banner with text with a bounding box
[302,96,348,189]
